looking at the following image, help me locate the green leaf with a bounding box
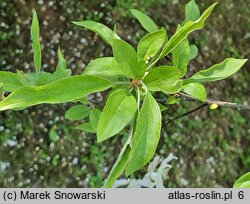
[75,123,95,133]
[0,75,112,111]
[125,92,161,175]
[182,82,206,102]
[172,38,190,77]
[49,127,59,142]
[143,66,182,94]
[72,20,120,46]
[189,44,198,61]
[0,71,23,92]
[17,70,38,86]
[104,143,131,187]
[113,24,117,34]
[65,104,90,121]
[56,47,67,70]
[184,0,200,23]
[89,108,102,131]
[130,9,158,32]
[104,124,134,187]
[51,155,60,166]
[234,172,250,188]
[189,58,248,83]
[136,60,147,79]
[158,103,168,112]
[166,80,183,94]
[137,30,166,62]
[97,89,137,142]
[54,47,72,77]
[18,71,71,87]
[37,149,48,159]
[83,57,128,82]
[76,97,89,104]
[112,39,138,79]
[51,70,71,82]
[31,9,41,72]
[166,96,181,105]
[17,48,71,87]
[40,72,69,85]
[159,3,217,58]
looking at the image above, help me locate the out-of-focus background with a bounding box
[0,0,249,187]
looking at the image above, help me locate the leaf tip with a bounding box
[32,8,37,16]
[129,8,136,13]
[125,166,135,177]
[71,21,79,25]
[242,58,248,63]
[124,169,131,177]
[210,2,219,10]
[96,132,105,143]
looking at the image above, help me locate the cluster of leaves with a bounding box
[0,1,247,187]
[0,10,72,95]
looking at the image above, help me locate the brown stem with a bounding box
[158,92,250,127]
[164,103,208,126]
[179,92,250,111]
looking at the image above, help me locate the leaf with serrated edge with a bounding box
[97,89,137,142]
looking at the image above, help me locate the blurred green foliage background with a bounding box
[0,0,249,187]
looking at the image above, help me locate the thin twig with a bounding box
[164,103,208,126]
[156,93,250,111]
[159,92,250,126]
[179,92,250,111]
[136,86,140,111]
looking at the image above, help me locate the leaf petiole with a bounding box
[140,80,148,94]
[146,56,160,71]
[136,86,141,111]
